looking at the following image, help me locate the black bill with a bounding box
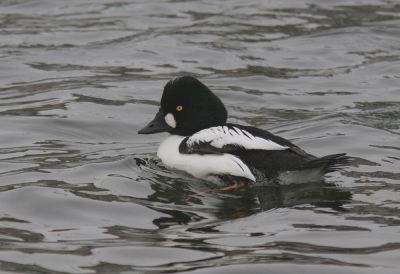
[138,108,172,134]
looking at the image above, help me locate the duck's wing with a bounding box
[179,124,304,155]
[179,124,351,178]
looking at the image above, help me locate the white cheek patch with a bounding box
[165,113,176,128]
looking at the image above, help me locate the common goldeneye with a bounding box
[138,76,350,186]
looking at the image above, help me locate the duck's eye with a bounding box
[176,106,183,111]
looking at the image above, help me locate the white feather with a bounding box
[164,113,176,128]
[186,126,287,150]
[157,135,256,181]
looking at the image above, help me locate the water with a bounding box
[0,0,399,273]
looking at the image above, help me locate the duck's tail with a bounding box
[278,153,352,185]
[300,153,353,174]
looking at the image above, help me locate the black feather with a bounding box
[179,124,352,180]
[297,153,353,174]
[226,123,299,149]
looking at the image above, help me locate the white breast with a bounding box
[157,135,256,182]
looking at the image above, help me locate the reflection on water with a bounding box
[146,176,352,225]
[0,0,399,273]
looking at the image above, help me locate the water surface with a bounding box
[0,0,399,273]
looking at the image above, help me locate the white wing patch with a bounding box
[187,126,288,150]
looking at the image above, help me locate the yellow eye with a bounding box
[176,106,183,111]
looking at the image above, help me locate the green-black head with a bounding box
[138,76,227,136]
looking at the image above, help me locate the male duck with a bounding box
[139,76,350,186]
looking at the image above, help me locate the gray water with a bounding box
[0,0,399,273]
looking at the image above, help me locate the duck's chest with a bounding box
[157,135,255,181]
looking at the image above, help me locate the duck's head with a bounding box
[138,76,227,136]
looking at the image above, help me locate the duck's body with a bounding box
[139,76,350,185]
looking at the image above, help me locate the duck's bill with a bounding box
[138,108,172,134]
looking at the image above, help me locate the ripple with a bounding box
[0,0,399,273]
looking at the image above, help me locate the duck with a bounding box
[138,76,350,188]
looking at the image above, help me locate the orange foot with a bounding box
[186,181,245,201]
[219,181,245,191]
[186,188,215,201]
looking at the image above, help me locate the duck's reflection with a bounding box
[215,182,352,219]
[148,177,352,227]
